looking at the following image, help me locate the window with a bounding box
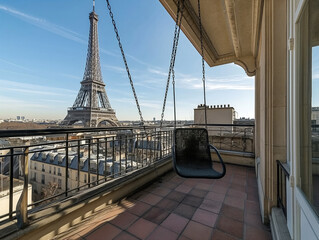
[54,167,56,175]
[58,168,61,176]
[34,162,37,170]
[84,174,87,183]
[42,164,45,172]
[41,174,45,185]
[58,179,62,189]
[49,166,52,174]
[33,172,37,181]
[298,0,319,216]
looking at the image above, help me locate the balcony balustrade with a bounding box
[0,124,257,239]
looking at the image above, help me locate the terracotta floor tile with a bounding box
[127,201,152,216]
[174,203,197,219]
[150,187,172,197]
[205,191,225,203]
[245,200,260,215]
[200,199,222,214]
[85,223,121,240]
[175,184,192,194]
[245,225,272,240]
[244,212,269,230]
[230,183,246,192]
[138,193,163,206]
[147,226,179,240]
[220,204,244,222]
[246,185,258,194]
[227,188,247,200]
[247,178,258,188]
[214,180,230,189]
[161,213,189,234]
[161,181,179,189]
[130,190,148,200]
[178,236,192,240]
[192,208,218,227]
[113,231,139,240]
[224,196,245,210]
[232,175,247,186]
[166,191,186,202]
[110,211,139,230]
[182,220,213,240]
[157,198,179,212]
[143,207,170,224]
[171,176,184,184]
[211,229,238,240]
[184,179,199,187]
[247,192,259,202]
[127,218,157,239]
[182,195,203,208]
[194,183,211,191]
[210,185,228,195]
[189,188,208,198]
[216,215,243,239]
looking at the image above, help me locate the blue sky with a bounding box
[0,0,255,121]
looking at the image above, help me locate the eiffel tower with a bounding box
[62,2,119,127]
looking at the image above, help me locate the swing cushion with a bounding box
[173,128,226,179]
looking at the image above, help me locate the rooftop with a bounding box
[53,163,271,240]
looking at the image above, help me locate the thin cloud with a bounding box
[0,5,86,44]
[103,64,126,73]
[0,79,77,96]
[100,48,119,57]
[0,96,47,108]
[61,73,82,80]
[0,58,32,72]
[173,74,254,91]
[126,54,152,67]
[148,68,167,77]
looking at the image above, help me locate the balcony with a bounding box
[0,124,272,239]
[54,163,271,240]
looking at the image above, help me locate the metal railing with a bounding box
[276,160,290,218]
[0,126,173,227]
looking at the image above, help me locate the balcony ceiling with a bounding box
[159,0,263,76]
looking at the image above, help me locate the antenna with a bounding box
[93,0,95,12]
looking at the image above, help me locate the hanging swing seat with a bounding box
[173,128,226,179]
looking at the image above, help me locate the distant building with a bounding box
[194,104,235,135]
[312,107,319,125]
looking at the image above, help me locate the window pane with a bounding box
[299,0,319,216]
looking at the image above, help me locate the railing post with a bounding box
[112,136,115,178]
[77,140,80,191]
[105,137,108,180]
[88,138,91,187]
[9,148,14,219]
[97,138,100,184]
[17,147,29,228]
[119,138,122,175]
[160,131,163,159]
[125,136,128,173]
[65,133,69,197]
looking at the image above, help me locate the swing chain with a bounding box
[198,0,208,127]
[160,0,184,128]
[106,0,144,125]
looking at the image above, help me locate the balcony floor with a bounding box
[54,164,271,240]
